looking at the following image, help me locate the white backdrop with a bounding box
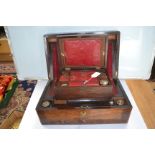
[6,26,155,80]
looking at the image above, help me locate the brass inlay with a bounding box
[116,99,125,106]
[42,101,50,107]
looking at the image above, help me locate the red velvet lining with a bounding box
[69,79,99,86]
[59,71,99,86]
[64,39,102,67]
[69,81,83,86]
[59,74,69,81]
[52,39,118,93]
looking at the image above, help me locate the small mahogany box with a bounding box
[36,31,132,124]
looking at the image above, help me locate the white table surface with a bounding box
[19,80,147,129]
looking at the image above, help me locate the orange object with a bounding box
[0,95,3,102]
[0,75,15,101]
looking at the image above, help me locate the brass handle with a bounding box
[80,111,87,117]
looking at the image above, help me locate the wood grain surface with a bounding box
[37,107,131,124]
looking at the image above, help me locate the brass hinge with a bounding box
[65,68,71,71]
[96,67,101,70]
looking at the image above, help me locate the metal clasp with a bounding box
[65,68,71,71]
[80,111,87,117]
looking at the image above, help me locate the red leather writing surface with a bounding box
[63,39,102,67]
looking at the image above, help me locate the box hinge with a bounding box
[96,67,101,70]
[65,68,71,71]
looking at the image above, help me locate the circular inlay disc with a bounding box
[116,99,124,106]
[100,80,109,86]
[42,101,50,107]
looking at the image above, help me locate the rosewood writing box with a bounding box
[36,31,132,124]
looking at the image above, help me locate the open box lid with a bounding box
[58,36,106,69]
[44,31,120,80]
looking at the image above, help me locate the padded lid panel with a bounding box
[59,37,106,68]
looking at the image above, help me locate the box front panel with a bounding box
[37,108,131,124]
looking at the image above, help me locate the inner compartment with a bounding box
[48,34,118,100]
[58,70,110,87]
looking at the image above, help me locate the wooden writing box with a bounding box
[36,31,132,124]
